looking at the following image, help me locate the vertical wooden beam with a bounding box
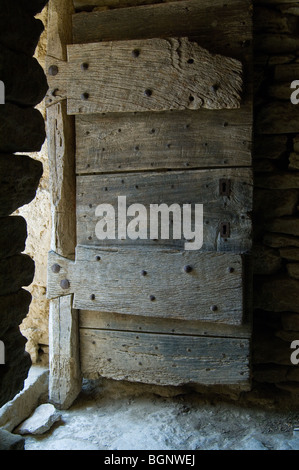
[49,296,80,409]
[46,0,81,409]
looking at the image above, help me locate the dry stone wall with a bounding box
[253,0,299,396]
[0,0,48,407]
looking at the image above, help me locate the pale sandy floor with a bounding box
[23,379,299,451]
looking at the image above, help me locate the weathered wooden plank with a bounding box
[47,101,76,259]
[49,295,81,410]
[47,246,245,326]
[46,0,75,107]
[46,0,81,410]
[73,0,186,10]
[79,310,252,339]
[79,329,250,387]
[76,169,253,253]
[66,38,243,114]
[76,108,252,173]
[72,0,252,60]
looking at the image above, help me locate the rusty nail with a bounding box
[132,49,140,58]
[150,295,156,301]
[81,62,89,70]
[144,89,152,97]
[210,305,218,312]
[51,264,61,274]
[81,92,89,100]
[60,279,70,290]
[184,265,193,273]
[48,65,58,76]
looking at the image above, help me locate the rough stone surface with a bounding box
[0,349,32,409]
[253,244,281,275]
[0,154,43,217]
[23,379,299,451]
[0,366,49,432]
[0,48,48,107]
[0,217,28,259]
[0,290,32,338]
[0,0,48,411]
[0,255,35,296]
[0,429,25,450]
[0,4,45,56]
[0,105,46,154]
[16,403,61,435]
[17,5,51,365]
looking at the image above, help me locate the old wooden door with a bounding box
[46,0,253,408]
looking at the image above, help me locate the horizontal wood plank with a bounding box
[47,246,245,325]
[67,38,243,114]
[73,0,187,10]
[72,0,252,61]
[79,328,251,386]
[76,168,253,252]
[76,108,252,173]
[79,310,252,338]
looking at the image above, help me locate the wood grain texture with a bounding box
[49,295,81,410]
[47,246,245,325]
[79,329,250,387]
[79,310,252,338]
[75,107,252,173]
[76,168,253,253]
[46,0,81,410]
[72,0,252,60]
[47,101,76,259]
[66,38,243,114]
[73,0,186,10]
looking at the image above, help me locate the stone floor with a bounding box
[19,378,299,451]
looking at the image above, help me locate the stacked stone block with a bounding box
[253,0,299,396]
[0,0,48,408]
